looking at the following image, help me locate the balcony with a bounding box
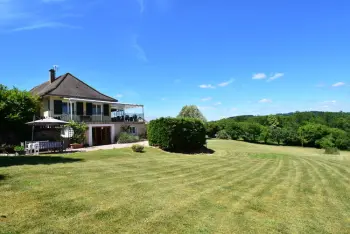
[46,111,145,124]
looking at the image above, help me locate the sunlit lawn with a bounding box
[1,140,350,233]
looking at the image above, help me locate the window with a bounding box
[62,102,75,115]
[92,104,102,115]
[129,126,137,135]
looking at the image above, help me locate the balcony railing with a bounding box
[46,111,144,123]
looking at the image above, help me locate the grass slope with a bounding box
[1,140,350,233]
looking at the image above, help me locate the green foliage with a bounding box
[148,117,206,152]
[0,85,40,144]
[324,147,340,155]
[131,144,144,152]
[117,132,140,144]
[316,135,335,149]
[211,111,350,150]
[298,123,329,147]
[270,127,285,145]
[216,130,231,140]
[267,115,280,128]
[177,105,207,122]
[205,122,219,138]
[14,145,25,152]
[260,126,270,144]
[225,121,243,140]
[68,121,88,144]
[240,122,263,142]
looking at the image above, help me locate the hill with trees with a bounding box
[207,111,350,150]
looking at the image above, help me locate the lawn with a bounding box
[1,140,350,233]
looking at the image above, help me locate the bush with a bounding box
[68,121,88,144]
[138,131,147,140]
[131,144,144,152]
[148,117,206,152]
[225,121,242,140]
[324,147,340,155]
[117,132,140,144]
[216,130,231,140]
[316,135,335,149]
[14,145,25,152]
[206,122,219,138]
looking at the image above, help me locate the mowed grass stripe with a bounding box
[127,158,276,233]
[1,140,350,233]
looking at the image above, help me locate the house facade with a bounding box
[30,69,146,146]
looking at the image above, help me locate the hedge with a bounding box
[147,117,206,152]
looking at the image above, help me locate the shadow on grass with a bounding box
[0,156,83,167]
[0,174,7,181]
[166,147,215,155]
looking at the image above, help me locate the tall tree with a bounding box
[0,85,40,144]
[177,105,207,122]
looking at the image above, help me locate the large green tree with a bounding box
[177,105,207,122]
[0,85,40,144]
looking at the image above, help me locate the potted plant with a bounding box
[68,121,88,149]
[14,145,25,156]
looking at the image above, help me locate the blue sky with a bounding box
[1,0,349,120]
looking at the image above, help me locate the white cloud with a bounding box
[161,97,167,101]
[132,35,148,62]
[201,97,212,102]
[0,0,81,32]
[268,73,284,82]
[259,98,272,103]
[332,82,345,87]
[199,84,215,89]
[214,102,222,106]
[115,94,123,98]
[11,22,80,31]
[218,79,234,87]
[252,73,267,80]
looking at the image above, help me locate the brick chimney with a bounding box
[49,69,56,83]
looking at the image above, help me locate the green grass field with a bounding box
[1,140,350,233]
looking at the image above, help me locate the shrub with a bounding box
[131,144,144,152]
[117,132,140,144]
[138,131,147,140]
[316,135,335,149]
[14,145,25,152]
[148,117,206,152]
[324,147,340,155]
[216,130,231,140]
[206,122,219,138]
[225,121,242,140]
[68,121,88,144]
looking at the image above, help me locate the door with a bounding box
[92,127,111,146]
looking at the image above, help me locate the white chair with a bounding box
[33,142,40,155]
[26,143,34,155]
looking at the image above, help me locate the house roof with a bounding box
[30,73,118,102]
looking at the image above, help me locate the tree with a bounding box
[177,105,207,122]
[205,122,219,138]
[0,85,40,144]
[267,115,280,128]
[270,127,284,145]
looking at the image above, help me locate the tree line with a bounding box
[206,111,350,150]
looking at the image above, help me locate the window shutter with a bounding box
[86,103,93,116]
[54,100,62,115]
[77,102,84,115]
[103,104,109,116]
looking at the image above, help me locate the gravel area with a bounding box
[72,141,149,152]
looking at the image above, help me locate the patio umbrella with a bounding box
[26,117,69,126]
[26,117,69,141]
